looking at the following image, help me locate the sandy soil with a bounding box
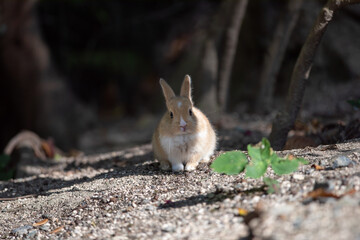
[1,137,360,239]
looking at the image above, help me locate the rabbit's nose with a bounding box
[180,116,187,127]
[180,116,187,132]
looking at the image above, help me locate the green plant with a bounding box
[347,99,360,109]
[211,138,308,193]
[0,154,14,181]
[263,177,280,194]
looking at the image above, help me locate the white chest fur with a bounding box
[159,131,206,161]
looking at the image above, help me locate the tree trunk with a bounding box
[256,0,303,113]
[218,0,248,113]
[269,0,360,150]
[0,0,49,150]
[197,1,231,117]
[198,39,219,118]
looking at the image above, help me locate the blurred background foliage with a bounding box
[0,0,360,154]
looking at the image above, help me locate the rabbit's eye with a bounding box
[189,109,193,116]
[170,112,174,119]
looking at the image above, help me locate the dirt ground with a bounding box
[1,79,360,239]
[1,135,360,239]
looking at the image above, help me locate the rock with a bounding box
[161,224,176,232]
[27,229,37,238]
[281,181,291,194]
[145,205,156,211]
[314,182,330,190]
[39,223,51,232]
[332,156,353,168]
[251,196,261,204]
[314,181,335,191]
[269,204,295,217]
[293,173,305,180]
[319,159,329,167]
[11,225,33,236]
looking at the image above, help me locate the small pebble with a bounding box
[293,173,305,180]
[314,182,329,190]
[145,205,156,211]
[11,225,33,236]
[319,159,329,167]
[252,196,260,203]
[313,181,335,191]
[39,223,51,232]
[332,155,352,168]
[27,229,37,238]
[281,181,291,194]
[161,224,175,232]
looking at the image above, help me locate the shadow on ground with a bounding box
[0,128,265,200]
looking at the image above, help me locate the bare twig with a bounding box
[269,0,360,150]
[198,39,219,116]
[0,194,36,202]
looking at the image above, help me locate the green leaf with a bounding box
[248,138,272,164]
[347,99,360,109]
[0,154,11,169]
[263,177,280,194]
[0,154,14,181]
[0,169,14,181]
[211,151,248,175]
[211,138,309,179]
[247,144,261,162]
[260,138,271,160]
[271,157,299,175]
[269,153,279,164]
[270,154,308,175]
[245,160,268,178]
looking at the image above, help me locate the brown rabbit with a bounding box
[152,75,216,172]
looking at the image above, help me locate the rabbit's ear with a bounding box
[180,75,192,102]
[160,78,175,103]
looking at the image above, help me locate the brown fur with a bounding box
[152,75,216,172]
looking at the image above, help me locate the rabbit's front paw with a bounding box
[172,163,184,172]
[201,156,211,163]
[185,162,198,171]
[160,162,171,171]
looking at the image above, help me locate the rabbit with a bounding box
[152,75,217,172]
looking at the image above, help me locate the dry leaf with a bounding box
[306,188,340,199]
[33,219,48,227]
[41,141,54,158]
[50,226,64,234]
[306,188,357,200]
[341,189,356,197]
[238,208,248,216]
[311,164,325,171]
[68,149,84,158]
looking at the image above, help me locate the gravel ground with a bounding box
[1,139,360,239]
